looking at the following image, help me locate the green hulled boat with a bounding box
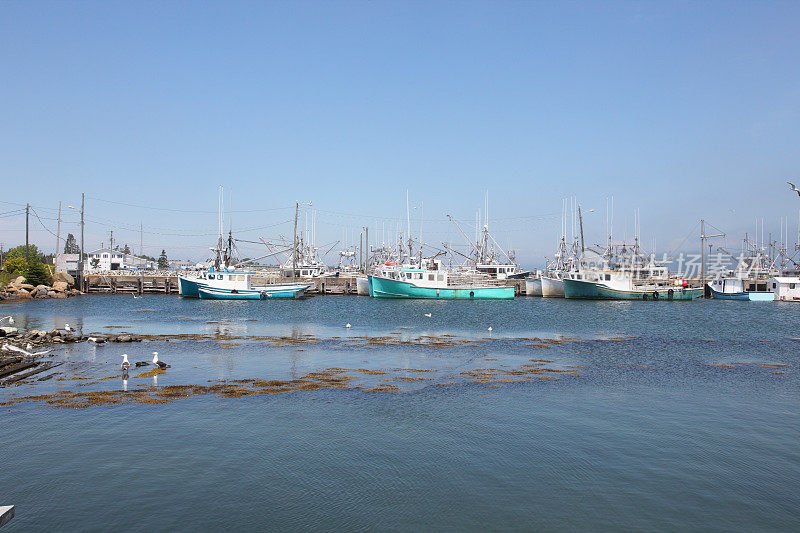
[369,268,514,299]
[596,285,703,300]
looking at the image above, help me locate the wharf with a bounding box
[82,274,528,296]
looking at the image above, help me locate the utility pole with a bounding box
[25,203,30,262]
[365,227,369,271]
[360,231,363,272]
[109,230,114,251]
[56,201,61,256]
[140,222,143,256]
[80,193,84,288]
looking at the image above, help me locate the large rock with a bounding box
[53,272,74,285]
[18,284,35,291]
[0,327,18,336]
[52,292,67,299]
[12,276,26,286]
[16,289,31,299]
[52,281,69,292]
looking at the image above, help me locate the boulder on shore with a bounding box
[12,276,26,286]
[53,271,74,285]
[0,326,18,337]
[53,281,69,292]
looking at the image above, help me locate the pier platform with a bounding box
[82,274,527,296]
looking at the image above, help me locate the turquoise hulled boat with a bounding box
[197,284,309,300]
[182,269,310,300]
[596,285,703,300]
[369,268,514,300]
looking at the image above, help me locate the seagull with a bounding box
[64,324,73,332]
[424,313,432,318]
[788,182,800,197]
[345,323,351,329]
[152,351,170,369]
[0,316,13,324]
[487,326,493,332]
[120,354,131,371]
[1,343,51,357]
[133,294,141,299]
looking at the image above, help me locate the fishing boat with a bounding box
[595,285,703,300]
[198,283,309,300]
[707,278,775,301]
[541,275,566,297]
[369,264,513,300]
[525,275,543,296]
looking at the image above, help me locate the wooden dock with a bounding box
[83,274,528,296]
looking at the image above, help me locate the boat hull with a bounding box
[525,277,543,297]
[709,287,775,301]
[563,278,601,299]
[369,276,514,300]
[178,276,202,298]
[356,276,370,296]
[198,284,308,300]
[596,285,703,300]
[541,276,564,298]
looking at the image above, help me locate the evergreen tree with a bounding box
[122,244,131,255]
[157,249,169,270]
[64,234,79,254]
[23,261,51,286]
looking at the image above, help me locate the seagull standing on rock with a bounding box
[345,323,351,329]
[487,326,493,332]
[152,352,170,369]
[64,324,73,332]
[120,354,131,371]
[0,316,13,324]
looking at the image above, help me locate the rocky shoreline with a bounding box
[0,273,82,301]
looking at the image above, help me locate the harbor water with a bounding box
[2,295,799,531]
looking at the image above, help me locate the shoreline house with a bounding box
[54,254,80,277]
[84,248,155,272]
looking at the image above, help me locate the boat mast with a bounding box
[578,205,585,254]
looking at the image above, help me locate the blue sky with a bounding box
[1,1,799,265]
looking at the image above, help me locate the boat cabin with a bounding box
[476,264,518,280]
[709,278,770,294]
[197,270,252,291]
[398,268,449,288]
[769,276,800,301]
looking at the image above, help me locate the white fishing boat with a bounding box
[525,275,543,296]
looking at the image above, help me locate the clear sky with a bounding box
[1,1,799,266]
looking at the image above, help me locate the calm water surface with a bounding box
[2,295,799,531]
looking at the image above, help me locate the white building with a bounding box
[769,276,800,301]
[84,248,155,272]
[54,254,80,276]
